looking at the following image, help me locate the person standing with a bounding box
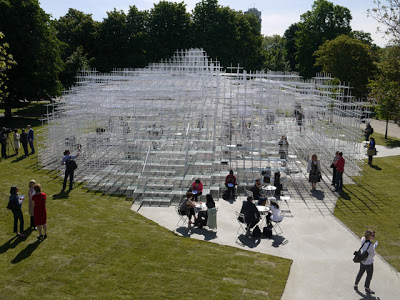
[354,230,376,294]
[278,135,289,160]
[32,184,47,240]
[8,186,25,237]
[331,151,340,186]
[364,123,374,141]
[27,125,35,154]
[28,179,36,229]
[61,146,81,191]
[13,129,20,155]
[367,137,376,166]
[307,154,321,190]
[19,129,29,157]
[334,152,345,193]
[225,170,237,200]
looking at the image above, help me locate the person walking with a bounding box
[367,137,376,166]
[61,146,81,191]
[8,186,25,237]
[32,184,47,240]
[307,154,321,190]
[334,152,345,193]
[354,230,377,294]
[20,129,29,157]
[331,151,340,186]
[28,179,36,229]
[13,129,20,155]
[27,125,35,154]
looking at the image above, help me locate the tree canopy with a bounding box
[0,0,64,117]
[262,35,290,72]
[368,0,400,42]
[0,32,16,104]
[314,35,377,98]
[295,0,352,78]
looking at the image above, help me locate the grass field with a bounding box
[0,122,291,299]
[370,132,400,148]
[334,155,400,272]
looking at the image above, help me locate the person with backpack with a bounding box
[364,123,374,141]
[354,230,377,294]
[7,186,25,237]
[61,146,81,191]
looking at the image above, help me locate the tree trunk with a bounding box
[3,96,12,118]
[385,116,389,139]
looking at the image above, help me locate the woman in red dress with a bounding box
[32,184,47,240]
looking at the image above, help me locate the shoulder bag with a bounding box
[353,241,371,263]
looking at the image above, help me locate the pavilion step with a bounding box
[140,197,171,207]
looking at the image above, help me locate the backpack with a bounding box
[222,190,230,200]
[252,225,261,238]
[263,226,273,238]
[66,157,78,171]
[370,127,374,134]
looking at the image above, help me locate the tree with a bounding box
[368,0,400,42]
[369,77,400,138]
[314,35,377,98]
[0,32,16,104]
[59,46,92,88]
[262,35,290,72]
[295,0,352,78]
[0,0,64,118]
[147,1,192,62]
[283,23,300,71]
[54,8,99,61]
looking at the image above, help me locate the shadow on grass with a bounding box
[11,155,28,163]
[369,164,382,171]
[384,139,400,148]
[0,236,18,254]
[0,117,42,128]
[11,239,42,264]
[52,189,71,200]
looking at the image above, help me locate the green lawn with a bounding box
[334,155,400,272]
[369,132,400,148]
[0,122,291,299]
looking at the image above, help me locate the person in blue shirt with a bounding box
[27,125,35,154]
[367,137,376,166]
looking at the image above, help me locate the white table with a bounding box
[262,185,277,197]
[256,205,270,215]
[194,202,207,212]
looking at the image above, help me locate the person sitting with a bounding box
[225,170,237,199]
[239,196,260,234]
[251,178,266,205]
[266,197,283,228]
[195,194,216,228]
[191,179,203,201]
[179,191,197,225]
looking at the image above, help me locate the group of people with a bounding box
[0,125,35,158]
[238,196,283,235]
[7,180,47,240]
[178,191,216,228]
[306,152,345,193]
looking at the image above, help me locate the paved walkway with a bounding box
[132,119,400,299]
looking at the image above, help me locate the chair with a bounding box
[270,215,284,235]
[176,206,188,227]
[235,211,247,235]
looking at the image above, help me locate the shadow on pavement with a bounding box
[311,189,325,200]
[354,288,380,300]
[176,226,217,241]
[271,235,289,247]
[236,234,261,248]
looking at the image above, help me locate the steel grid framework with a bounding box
[38,49,365,204]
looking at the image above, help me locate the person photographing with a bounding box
[61,145,81,191]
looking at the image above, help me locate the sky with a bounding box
[39,0,390,47]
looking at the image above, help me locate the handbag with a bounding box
[367,148,376,156]
[353,241,371,263]
[330,163,335,168]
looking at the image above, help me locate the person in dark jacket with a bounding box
[239,196,260,234]
[251,179,266,205]
[225,170,237,199]
[27,125,35,154]
[20,129,29,157]
[9,186,25,237]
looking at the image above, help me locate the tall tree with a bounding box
[314,35,377,98]
[147,1,192,62]
[0,32,16,104]
[295,0,352,78]
[262,35,290,72]
[368,0,400,42]
[59,46,92,88]
[0,0,64,118]
[54,8,99,61]
[283,23,300,71]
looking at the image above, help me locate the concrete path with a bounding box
[131,119,400,299]
[132,182,400,299]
